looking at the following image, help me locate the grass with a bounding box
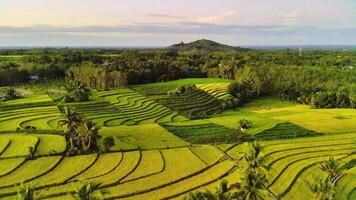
[99,124,189,151]
[0,55,25,62]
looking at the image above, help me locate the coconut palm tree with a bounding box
[242,142,269,174]
[57,106,82,131]
[319,157,345,182]
[311,178,335,200]
[185,180,234,200]
[17,184,41,200]
[77,120,101,153]
[72,182,107,200]
[233,169,269,200]
[238,142,277,200]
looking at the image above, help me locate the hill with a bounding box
[164,39,249,52]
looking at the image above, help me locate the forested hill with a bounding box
[164,39,249,52]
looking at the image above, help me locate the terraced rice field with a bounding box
[1,133,353,199]
[227,133,356,199]
[65,101,136,127]
[195,83,232,100]
[162,123,238,143]
[95,89,187,124]
[0,106,62,131]
[254,122,321,140]
[0,95,54,111]
[155,87,223,119]
[0,79,355,200]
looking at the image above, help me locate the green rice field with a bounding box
[0,78,355,200]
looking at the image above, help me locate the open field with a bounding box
[0,55,25,62]
[0,79,355,200]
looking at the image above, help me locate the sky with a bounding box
[0,0,355,47]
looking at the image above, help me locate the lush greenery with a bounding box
[0,42,355,200]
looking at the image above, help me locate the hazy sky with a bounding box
[0,0,355,46]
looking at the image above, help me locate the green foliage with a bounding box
[1,87,19,101]
[254,122,321,140]
[311,88,353,108]
[17,184,41,200]
[102,136,115,152]
[162,123,252,144]
[228,67,261,106]
[66,63,127,90]
[239,118,252,129]
[58,107,101,155]
[73,182,108,200]
[63,81,91,103]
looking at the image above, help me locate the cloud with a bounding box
[283,10,300,26]
[197,10,236,23]
[146,13,188,19]
[0,23,354,37]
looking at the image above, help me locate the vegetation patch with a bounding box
[162,123,251,144]
[255,122,322,140]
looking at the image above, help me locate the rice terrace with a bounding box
[0,0,356,200]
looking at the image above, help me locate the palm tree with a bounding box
[185,180,234,200]
[242,142,269,174]
[319,157,345,182]
[311,178,335,200]
[211,180,234,200]
[77,120,101,153]
[17,184,40,200]
[57,107,82,131]
[309,157,344,200]
[238,142,277,200]
[233,169,269,200]
[72,182,107,200]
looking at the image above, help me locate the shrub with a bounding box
[63,81,91,103]
[311,89,353,108]
[102,136,115,152]
[239,118,252,129]
[2,87,19,101]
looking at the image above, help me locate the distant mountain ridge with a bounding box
[164,39,249,52]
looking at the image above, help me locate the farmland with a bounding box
[0,78,355,200]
